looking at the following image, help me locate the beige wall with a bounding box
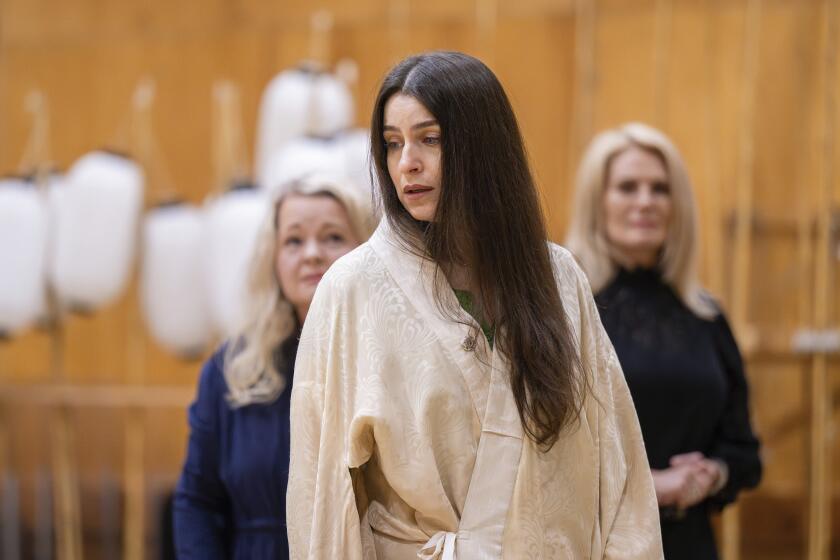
[1,0,838,555]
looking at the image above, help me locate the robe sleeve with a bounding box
[173,350,231,559]
[707,311,763,510]
[287,271,373,560]
[564,253,663,559]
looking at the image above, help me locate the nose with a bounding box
[301,238,324,263]
[636,184,656,207]
[397,142,422,175]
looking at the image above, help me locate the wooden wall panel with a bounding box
[1,0,838,556]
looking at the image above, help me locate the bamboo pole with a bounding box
[807,1,838,558]
[122,293,146,560]
[652,0,672,129]
[308,9,334,71]
[121,79,166,560]
[567,0,597,189]
[24,89,84,560]
[702,2,724,299]
[18,90,51,176]
[34,469,53,560]
[123,406,145,560]
[2,473,21,560]
[0,376,17,560]
[48,320,83,560]
[388,0,411,64]
[475,0,499,69]
[725,1,763,558]
[212,81,249,192]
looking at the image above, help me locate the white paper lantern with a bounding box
[310,72,354,137]
[50,151,144,311]
[203,188,268,337]
[0,178,48,336]
[261,137,346,197]
[254,68,353,190]
[141,203,212,358]
[335,128,373,197]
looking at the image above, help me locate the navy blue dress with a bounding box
[173,337,297,559]
[596,268,762,560]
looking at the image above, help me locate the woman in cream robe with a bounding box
[287,52,662,559]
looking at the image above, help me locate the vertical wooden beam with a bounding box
[2,472,21,560]
[123,407,145,560]
[388,0,412,64]
[726,1,763,558]
[309,9,334,70]
[567,0,597,189]
[652,0,672,129]
[212,81,248,192]
[46,293,82,560]
[34,468,53,560]
[122,339,146,560]
[51,404,82,560]
[702,1,724,299]
[808,1,838,558]
[475,0,498,69]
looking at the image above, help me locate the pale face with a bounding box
[275,194,361,322]
[383,93,442,222]
[602,146,673,268]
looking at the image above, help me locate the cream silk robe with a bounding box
[287,222,662,559]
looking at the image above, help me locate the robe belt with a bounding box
[418,530,469,560]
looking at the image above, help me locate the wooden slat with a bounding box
[123,409,145,560]
[51,405,82,560]
[724,0,764,557]
[566,0,596,188]
[0,384,194,408]
[808,1,838,558]
[652,0,671,128]
[123,286,147,560]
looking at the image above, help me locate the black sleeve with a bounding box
[707,312,763,510]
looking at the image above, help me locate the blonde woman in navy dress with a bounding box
[174,174,375,559]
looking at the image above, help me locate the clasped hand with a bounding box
[652,451,721,511]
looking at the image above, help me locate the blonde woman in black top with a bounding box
[566,122,762,560]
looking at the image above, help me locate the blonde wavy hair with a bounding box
[224,174,376,407]
[565,122,716,319]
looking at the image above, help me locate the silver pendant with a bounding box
[462,335,477,352]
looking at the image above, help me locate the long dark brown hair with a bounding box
[370,51,585,449]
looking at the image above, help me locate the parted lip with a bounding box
[403,184,433,193]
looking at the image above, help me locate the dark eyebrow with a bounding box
[383,119,440,132]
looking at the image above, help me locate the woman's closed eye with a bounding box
[617,180,638,194]
[653,181,671,195]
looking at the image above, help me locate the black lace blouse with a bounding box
[596,267,762,560]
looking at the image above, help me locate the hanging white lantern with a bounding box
[203,187,268,337]
[0,177,48,337]
[309,72,354,137]
[254,68,353,190]
[50,151,144,312]
[335,128,372,197]
[141,203,212,358]
[261,137,346,197]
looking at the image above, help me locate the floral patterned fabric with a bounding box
[287,221,663,559]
